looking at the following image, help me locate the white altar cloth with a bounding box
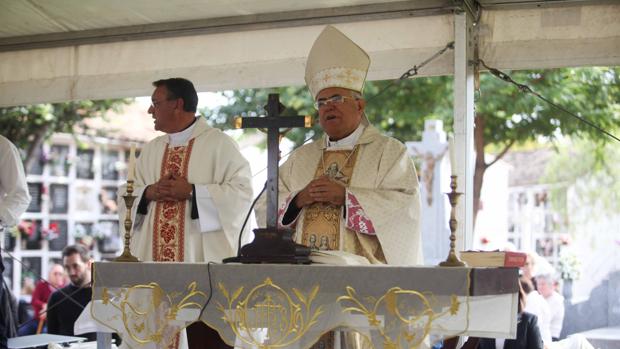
[89,263,518,349]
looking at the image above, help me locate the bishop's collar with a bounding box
[325,123,365,150]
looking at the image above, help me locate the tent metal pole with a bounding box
[452,9,476,251]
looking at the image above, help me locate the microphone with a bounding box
[222,182,266,263]
[221,181,311,264]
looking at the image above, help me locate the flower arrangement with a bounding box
[74,223,104,249]
[11,220,36,239]
[558,249,581,280]
[41,222,59,241]
[10,220,60,241]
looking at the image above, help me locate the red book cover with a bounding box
[503,251,527,267]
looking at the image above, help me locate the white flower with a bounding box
[558,250,581,280]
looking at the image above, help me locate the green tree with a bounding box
[473,67,620,222]
[201,77,453,147]
[201,67,620,223]
[0,99,131,169]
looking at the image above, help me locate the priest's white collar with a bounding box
[168,117,197,147]
[325,123,365,150]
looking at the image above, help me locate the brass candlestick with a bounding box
[114,180,140,262]
[439,175,466,267]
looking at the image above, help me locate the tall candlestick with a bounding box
[448,135,456,175]
[127,144,136,181]
[439,175,466,267]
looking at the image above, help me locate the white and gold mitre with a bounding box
[305,25,370,100]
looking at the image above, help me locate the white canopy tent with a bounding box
[1,0,618,106]
[1,0,618,251]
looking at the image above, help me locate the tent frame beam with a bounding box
[0,0,459,52]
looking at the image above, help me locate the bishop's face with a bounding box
[316,87,365,141]
[148,85,180,133]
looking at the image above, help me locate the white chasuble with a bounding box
[118,117,254,264]
[277,125,423,266]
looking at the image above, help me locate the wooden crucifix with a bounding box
[235,93,311,228]
[229,93,312,263]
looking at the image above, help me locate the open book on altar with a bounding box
[310,250,371,265]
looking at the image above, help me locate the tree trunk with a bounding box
[24,125,49,171]
[473,114,487,228]
[472,113,515,228]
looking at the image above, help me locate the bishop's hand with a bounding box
[308,175,346,206]
[294,182,315,208]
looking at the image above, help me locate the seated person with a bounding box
[17,264,65,336]
[536,274,565,341]
[16,277,34,335]
[46,245,96,341]
[522,278,552,345]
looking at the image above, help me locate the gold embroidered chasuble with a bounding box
[276,125,423,266]
[301,148,386,264]
[152,140,194,262]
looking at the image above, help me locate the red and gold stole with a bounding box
[152,139,195,262]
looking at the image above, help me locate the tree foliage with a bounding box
[201,67,620,222]
[0,99,131,168]
[472,67,620,221]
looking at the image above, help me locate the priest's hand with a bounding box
[308,176,346,206]
[144,183,163,201]
[144,178,168,201]
[157,174,193,201]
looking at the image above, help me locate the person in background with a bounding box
[443,280,544,349]
[521,278,552,345]
[46,245,95,341]
[520,252,537,289]
[18,264,66,335]
[536,274,565,341]
[16,277,35,336]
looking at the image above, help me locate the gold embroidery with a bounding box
[301,148,359,251]
[153,139,195,261]
[338,287,461,349]
[217,277,323,349]
[93,281,206,348]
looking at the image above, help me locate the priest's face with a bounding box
[316,87,365,141]
[149,85,180,133]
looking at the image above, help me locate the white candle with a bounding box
[448,135,456,175]
[127,144,136,181]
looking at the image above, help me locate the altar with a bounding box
[89,262,518,349]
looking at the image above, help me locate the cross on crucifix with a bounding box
[235,93,311,229]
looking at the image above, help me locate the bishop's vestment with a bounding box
[278,124,423,266]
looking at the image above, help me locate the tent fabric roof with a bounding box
[0,0,618,107]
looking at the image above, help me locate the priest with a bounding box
[118,77,253,348]
[277,26,423,266]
